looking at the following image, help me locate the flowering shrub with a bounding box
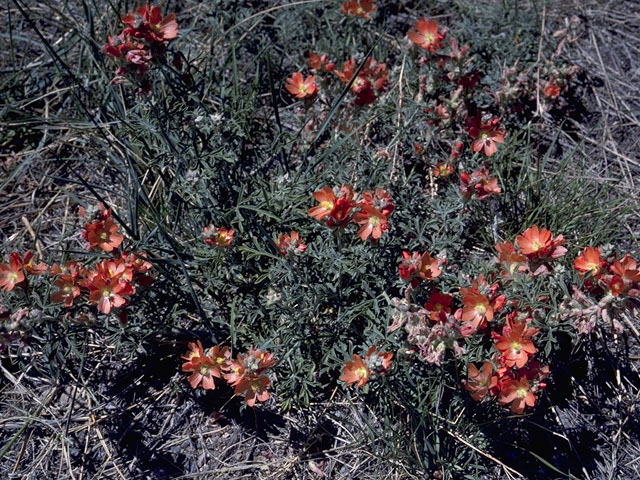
[3,1,637,478]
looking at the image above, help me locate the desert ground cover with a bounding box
[1,1,640,479]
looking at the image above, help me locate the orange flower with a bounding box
[364,345,393,374]
[467,116,505,157]
[234,375,271,407]
[353,206,388,241]
[308,52,328,70]
[275,230,307,256]
[22,250,47,275]
[418,252,442,281]
[308,186,336,221]
[285,72,318,99]
[424,290,453,322]
[309,185,356,228]
[181,341,219,390]
[465,362,497,401]
[610,254,640,284]
[224,348,275,406]
[86,273,135,314]
[433,162,454,178]
[341,0,376,19]
[544,81,561,98]
[460,288,493,330]
[340,354,370,387]
[84,214,124,252]
[408,18,445,52]
[204,225,234,247]
[495,242,527,277]
[495,321,539,368]
[573,247,604,277]
[515,225,567,260]
[359,188,394,216]
[0,253,26,292]
[122,3,178,42]
[459,167,501,200]
[498,376,536,414]
[50,274,81,307]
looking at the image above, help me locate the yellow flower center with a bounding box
[251,380,261,391]
[424,33,435,44]
[216,357,226,365]
[480,131,490,140]
[516,386,528,398]
[475,304,486,315]
[510,341,522,353]
[532,240,543,251]
[355,367,368,379]
[7,272,18,282]
[199,364,211,375]
[321,201,334,211]
[99,232,108,241]
[218,233,227,242]
[433,303,442,312]
[299,84,307,93]
[102,288,111,298]
[64,285,73,293]
[369,216,380,226]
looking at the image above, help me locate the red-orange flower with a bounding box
[495,321,539,368]
[84,214,124,252]
[341,0,376,19]
[364,345,393,375]
[353,206,388,241]
[495,242,527,277]
[285,72,318,99]
[573,247,604,277]
[408,18,445,52]
[433,162,454,178]
[460,288,493,330]
[459,167,501,200]
[424,290,453,322]
[340,354,370,387]
[234,375,271,407]
[308,186,336,221]
[86,274,135,314]
[50,274,81,307]
[309,185,356,228]
[224,348,275,406]
[498,375,536,414]
[417,252,442,281]
[275,230,307,256]
[22,251,47,275]
[515,225,567,260]
[544,81,561,98]
[466,116,506,157]
[204,225,234,247]
[181,341,219,390]
[465,362,498,401]
[610,254,640,284]
[122,3,178,42]
[0,253,26,292]
[359,188,394,216]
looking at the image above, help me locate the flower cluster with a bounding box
[102,3,178,92]
[340,346,392,387]
[287,54,389,107]
[0,251,47,292]
[389,296,470,366]
[203,225,235,247]
[340,0,376,19]
[309,185,395,241]
[181,342,276,407]
[398,250,443,287]
[560,247,639,335]
[274,230,307,256]
[56,204,153,315]
[459,167,501,200]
